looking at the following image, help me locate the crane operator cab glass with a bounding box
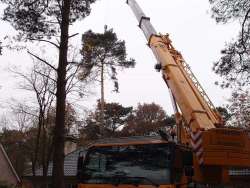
[77,142,193,187]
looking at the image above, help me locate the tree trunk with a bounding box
[42,102,54,187]
[100,62,105,137]
[51,0,71,187]
[32,110,43,176]
[42,121,48,187]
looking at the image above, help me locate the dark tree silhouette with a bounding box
[216,106,231,122]
[209,0,250,88]
[79,101,133,141]
[10,61,56,180]
[80,27,135,133]
[122,103,169,136]
[227,89,250,128]
[0,0,96,187]
[100,102,133,135]
[0,41,2,55]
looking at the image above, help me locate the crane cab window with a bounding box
[81,143,174,185]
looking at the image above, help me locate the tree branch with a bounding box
[34,70,57,83]
[66,64,81,94]
[69,33,79,39]
[25,0,40,6]
[241,7,250,51]
[27,51,57,71]
[12,105,39,118]
[27,38,60,49]
[48,89,57,96]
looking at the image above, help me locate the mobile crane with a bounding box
[76,0,250,187]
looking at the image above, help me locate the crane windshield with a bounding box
[81,143,174,185]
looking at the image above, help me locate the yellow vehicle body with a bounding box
[201,129,250,167]
[191,129,250,184]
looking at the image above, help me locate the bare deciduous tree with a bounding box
[10,61,56,183]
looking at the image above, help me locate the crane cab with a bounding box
[77,136,193,188]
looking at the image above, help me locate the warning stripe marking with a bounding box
[190,130,204,165]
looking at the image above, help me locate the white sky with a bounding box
[0,0,239,118]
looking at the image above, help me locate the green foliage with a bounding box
[79,102,173,141]
[226,89,250,128]
[80,116,100,142]
[79,101,133,141]
[80,28,135,92]
[209,0,250,87]
[216,106,231,122]
[101,102,133,132]
[209,0,249,23]
[1,0,96,40]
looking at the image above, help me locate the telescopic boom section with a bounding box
[126,0,156,41]
[126,0,224,132]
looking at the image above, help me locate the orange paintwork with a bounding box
[201,129,250,167]
[191,128,250,183]
[149,35,221,132]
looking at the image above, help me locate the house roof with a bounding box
[24,147,86,177]
[0,143,20,183]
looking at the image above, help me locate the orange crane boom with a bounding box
[127,0,223,132]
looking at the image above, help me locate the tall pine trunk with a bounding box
[52,0,71,187]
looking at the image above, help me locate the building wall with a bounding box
[0,144,19,186]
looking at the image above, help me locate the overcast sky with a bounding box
[0,0,240,118]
